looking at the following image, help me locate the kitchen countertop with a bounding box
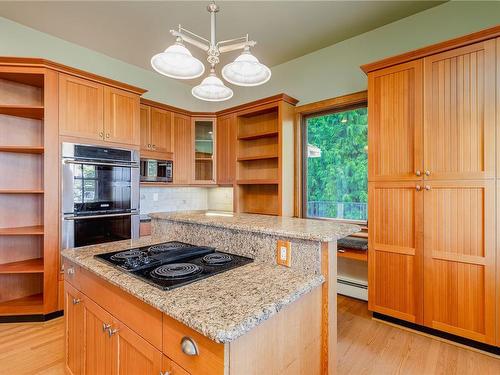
[149,210,360,242]
[61,237,324,343]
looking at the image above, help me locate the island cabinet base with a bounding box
[63,260,322,375]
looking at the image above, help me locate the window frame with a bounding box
[300,101,368,225]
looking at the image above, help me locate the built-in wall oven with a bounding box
[61,143,140,250]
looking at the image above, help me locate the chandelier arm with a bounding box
[170,29,210,52]
[218,40,257,54]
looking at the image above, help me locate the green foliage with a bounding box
[306,107,368,220]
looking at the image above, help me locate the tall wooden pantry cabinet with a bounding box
[363,26,500,346]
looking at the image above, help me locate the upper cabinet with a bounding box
[59,74,104,141]
[59,73,141,146]
[423,40,495,180]
[193,118,216,184]
[368,60,423,182]
[140,104,173,159]
[103,86,140,146]
[216,114,236,185]
[173,113,192,185]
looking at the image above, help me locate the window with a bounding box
[303,105,368,223]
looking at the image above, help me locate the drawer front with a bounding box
[63,259,163,350]
[64,260,82,290]
[163,314,225,375]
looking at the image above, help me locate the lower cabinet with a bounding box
[64,281,189,375]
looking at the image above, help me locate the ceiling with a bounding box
[0,1,445,78]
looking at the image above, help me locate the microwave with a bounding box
[140,159,173,183]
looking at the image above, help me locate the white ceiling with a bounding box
[0,1,445,76]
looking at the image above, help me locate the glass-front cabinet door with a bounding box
[193,118,215,183]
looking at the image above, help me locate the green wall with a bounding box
[1,1,499,112]
[0,16,197,110]
[213,1,500,110]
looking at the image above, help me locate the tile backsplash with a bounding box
[140,187,234,215]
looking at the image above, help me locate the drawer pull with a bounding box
[181,336,199,356]
[66,266,75,275]
[108,327,119,337]
[102,323,111,332]
[72,298,81,305]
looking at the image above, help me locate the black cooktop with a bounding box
[94,241,253,290]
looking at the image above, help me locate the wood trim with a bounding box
[361,25,500,73]
[320,241,336,375]
[215,93,298,116]
[140,98,192,117]
[294,91,367,116]
[0,57,147,94]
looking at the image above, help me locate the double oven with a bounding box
[61,143,140,250]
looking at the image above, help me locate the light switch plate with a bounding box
[276,240,291,267]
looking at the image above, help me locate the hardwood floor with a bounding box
[1,296,499,374]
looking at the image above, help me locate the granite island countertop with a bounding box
[149,210,360,242]
[61,237,324,344]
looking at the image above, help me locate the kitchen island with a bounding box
[62,211,359,375]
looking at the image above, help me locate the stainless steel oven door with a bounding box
[62,212,139,249]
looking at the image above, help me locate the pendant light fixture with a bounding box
[151,1,271,102]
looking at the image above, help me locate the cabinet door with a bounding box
[65,282,84,375]
[368,181,423,323]
[150,107,173,156]
[104,87,140,146]
[162,356,190,375]
[424,40,495,180]
[423,180,495,344]
[83,297,117,375]
[368,60,423,181]
[173,114,193,184]
[114,321,163,375]
[59,74,104,140]
[216,114,236,185]
[193,118,216,183]
[140,104,151,152]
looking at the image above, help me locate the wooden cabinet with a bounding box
[59,74,104,141]
[173,113,192,185]
[115,321,163,375]
[423,180,495,344]
[368,181,423,323]
[162,356,190,375]
[366,31,499,345]
[59,74,140,146]
[193,118,216,184]
[216,114,236,185]
[103,86,140,146]
[368,61,423,182]
[140,104,174,158]
[65,283,84,375]
[423,40,495,180]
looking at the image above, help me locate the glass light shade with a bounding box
[222,50,271,86]
[192,72,233,102]
[151,43,205,80]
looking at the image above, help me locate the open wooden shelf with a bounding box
[337,248,368,262]
[237,154,279,162]
[0,105,44,120]
[0,225,44,236]
[0,189,44,194]
[0,146,44,154]
[0,258,44,274]
[195,157,213,161]
[237,131,279,140]
[237,179,279,185]
[0,293,44,315]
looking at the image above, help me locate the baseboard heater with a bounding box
[337,276,368,301]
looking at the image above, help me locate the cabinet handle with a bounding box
[106,133,110,139]
[425,170,431,176]
[159,372,171,375]
[72,298,81,305]
[425,185,431,191]
[102,323,111,332]
[66,266,75,275]
[99,131,104,138]
[108,327,119,337]
[416,185,422,191]
[152,144,156,150]
[181,336,199,356]
[148,144,151,149]
[416,170,422,176]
